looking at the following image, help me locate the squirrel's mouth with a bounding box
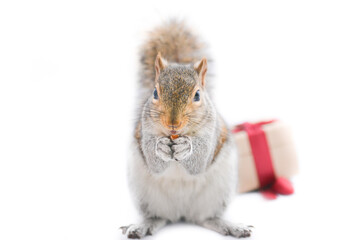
[164,127,184,136]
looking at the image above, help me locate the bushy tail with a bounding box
[139,20,208,91]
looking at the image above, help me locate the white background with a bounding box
[1,0,360,239]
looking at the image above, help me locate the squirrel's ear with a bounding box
[194,58,207,87]
[155,52,167,81]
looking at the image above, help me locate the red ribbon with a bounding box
[233,120,294,199]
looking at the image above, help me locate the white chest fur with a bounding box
[128,140,237,223]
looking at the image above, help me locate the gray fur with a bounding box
[121,22,252,239]
[141,134,171,174]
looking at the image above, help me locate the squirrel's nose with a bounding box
[167,121,182,130]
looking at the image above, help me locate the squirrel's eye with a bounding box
[153,88,159,100]
[194,90,200,102]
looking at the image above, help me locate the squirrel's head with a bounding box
[147,52,209,135]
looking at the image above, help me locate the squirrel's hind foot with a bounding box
[120,218,168,239]
[199,217,253,238]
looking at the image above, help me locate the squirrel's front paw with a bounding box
[155,137,173,162]
[171,136,192,161]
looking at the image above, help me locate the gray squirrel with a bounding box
[120,21,253,239]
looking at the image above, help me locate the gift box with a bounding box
[232,120,299,199]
